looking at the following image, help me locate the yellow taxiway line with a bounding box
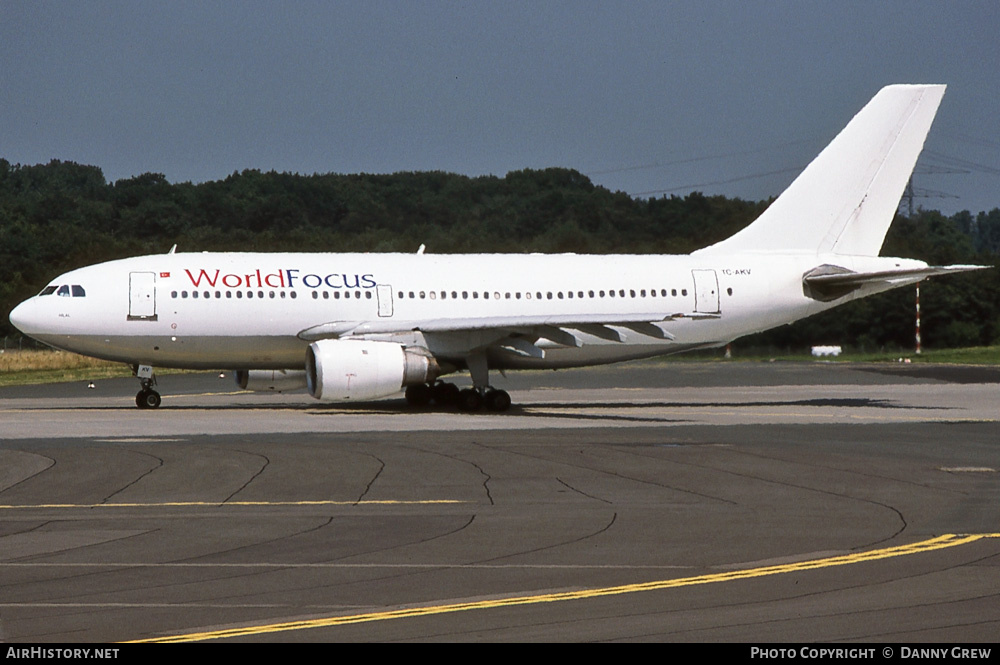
[0,500,463,509]
[127,532,1000,643]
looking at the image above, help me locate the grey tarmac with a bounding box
[0,361,998,642]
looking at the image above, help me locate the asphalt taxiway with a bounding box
[0,361,998,642]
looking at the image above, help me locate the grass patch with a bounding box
[669,345,1000,365]
[0,350,134,387]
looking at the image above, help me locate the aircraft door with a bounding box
[128,271,157,320]
[692,269,720,314]
[376,284,393,317]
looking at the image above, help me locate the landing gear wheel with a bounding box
[405,383,432,407]
[431,381,460,405]
[458,388,484,412]
[136,389,161,409]
[484,389,511,412]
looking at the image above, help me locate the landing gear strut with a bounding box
[132,364,161,409]
[463,351,510,412]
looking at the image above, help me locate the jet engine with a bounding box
[306,339,439,401]
[235,369,308,392]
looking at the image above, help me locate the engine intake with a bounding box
[306,339,439,401]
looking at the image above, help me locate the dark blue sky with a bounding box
[3,1,998,215]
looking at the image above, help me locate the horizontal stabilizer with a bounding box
[803,263,988,302]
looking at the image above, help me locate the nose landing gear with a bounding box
[132,364,161,409]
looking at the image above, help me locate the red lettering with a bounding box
[185,269,219,287]
[264,272,284,288]
[222,274,242,287]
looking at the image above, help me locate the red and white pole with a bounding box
[915,282,922,355]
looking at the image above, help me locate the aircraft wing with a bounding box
[296,310,718,355]
[803,263,989,302]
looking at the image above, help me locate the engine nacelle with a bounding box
[235,369,308,392]
[306,339,439,401]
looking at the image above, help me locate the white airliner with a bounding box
[8,84,985,410]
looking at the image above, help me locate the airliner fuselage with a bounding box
[10,251,924,371]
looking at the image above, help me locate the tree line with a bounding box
[2,158,998,352]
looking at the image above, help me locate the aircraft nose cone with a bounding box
[9,298,39,335]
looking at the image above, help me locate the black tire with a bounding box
[431,381,460,405]
[405,383,432,407]
[485,389,512,412]
[136,390,161,409]
[458,388,483,412]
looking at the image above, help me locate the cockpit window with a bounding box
[47,284,86,297]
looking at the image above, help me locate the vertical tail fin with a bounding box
[695,84,946,257]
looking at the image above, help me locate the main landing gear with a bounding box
[405,381,511,412]
[403,352,512,413]
[132,364,162,409]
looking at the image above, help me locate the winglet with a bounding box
[696,85,946,257]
